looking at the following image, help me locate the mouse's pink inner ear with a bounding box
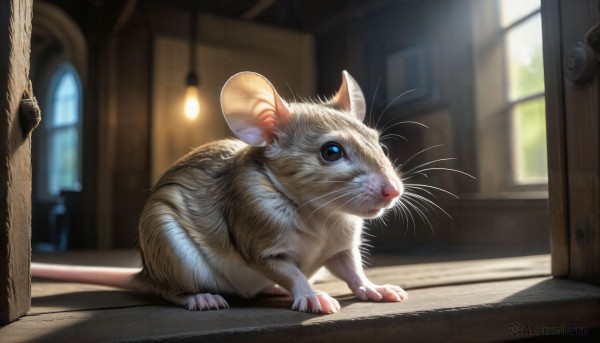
[220,72,290,147]
[330,71,366,122]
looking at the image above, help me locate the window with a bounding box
[44,63,82,196]
[500,0,547,185]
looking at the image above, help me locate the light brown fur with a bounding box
[32,71,408,314]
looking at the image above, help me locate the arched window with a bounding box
[45,63,82,196]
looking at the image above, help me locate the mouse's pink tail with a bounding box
[31,262,141,289]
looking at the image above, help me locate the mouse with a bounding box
[32,70,407,314]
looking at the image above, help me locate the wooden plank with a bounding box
[2,277,598,342]
[561,0,600,286]
[361,255,551,289]
[0,0,34,324]
[29,282,152,315]
[27,255,550,314]
[541,0,570,279]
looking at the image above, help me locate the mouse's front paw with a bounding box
[355,284,408,302]
[292,292,340,314]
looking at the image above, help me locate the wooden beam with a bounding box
[0,0,34,323]
[560,0,600,286]
[541,0,570,278]
[543,0,600,286]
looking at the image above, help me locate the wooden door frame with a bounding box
[542,0,600,286]
[0,0,34,324]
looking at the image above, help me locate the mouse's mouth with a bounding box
[362,198,398,218]
[376,198,397,210]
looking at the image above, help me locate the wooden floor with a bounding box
[2,254,600,342]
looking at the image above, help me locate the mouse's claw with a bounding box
[291,292,340,314]
[355,284,407,302]
[175,293,230,311]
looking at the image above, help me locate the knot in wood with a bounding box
[19,80,41,138]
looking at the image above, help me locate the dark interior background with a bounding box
[29,0,550,261]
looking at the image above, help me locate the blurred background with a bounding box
[29,0,549,263]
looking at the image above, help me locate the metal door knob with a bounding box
[565,41,597,84]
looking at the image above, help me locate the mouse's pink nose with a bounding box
[381,182,401,199]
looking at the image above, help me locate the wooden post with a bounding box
[560,0,600,286]
[542,0,570,279]
[543,0,600,286]
[0,0,34,323]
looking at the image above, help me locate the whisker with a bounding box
[405,192,453,220]
[404,185,438,198]
[380,142,389,156]
[378,209,390,227]
[380,119,429,137]
[301,188,355,212]
[370,79,381,128]
[401,197,435,236]
[380,133,408,142]
[379,90,418,121]
[322,193,363,231]
[404,192,437,218]
[404,183,460,199]
[307,191,354,221]
[410,167,476,179]
[397,201,416,236]
[313,180,357,184]
[393,201,407,225]
[401,172,429,182]
[398,144,444,171]
[284,81,297,103]
[402,157,457,176]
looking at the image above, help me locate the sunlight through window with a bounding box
[500,0,547,185]
[47,64,82,195]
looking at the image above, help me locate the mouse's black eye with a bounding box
[320,142,345,162]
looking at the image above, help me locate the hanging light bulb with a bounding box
[184,9,200,121]
[184,71,200,120]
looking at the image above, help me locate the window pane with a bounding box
[500,0,540,27]
[512,98,547,184]
[505,13,544,100]
[48,127,80,195]
[53,71,79,126]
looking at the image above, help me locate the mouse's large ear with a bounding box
[221,72,290,146]
[329,70,366,122]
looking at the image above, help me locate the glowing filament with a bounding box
[184,85,200,120]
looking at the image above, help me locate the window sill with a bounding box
[458,191,548,201]
[3,255,599,342]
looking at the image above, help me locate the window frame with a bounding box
[472,0,548,195]
[36,60,83,201]
[499,3,548,187]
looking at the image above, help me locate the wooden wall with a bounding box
[150,12,315,183]
[95,2,316,248]
[29,0,550,257]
